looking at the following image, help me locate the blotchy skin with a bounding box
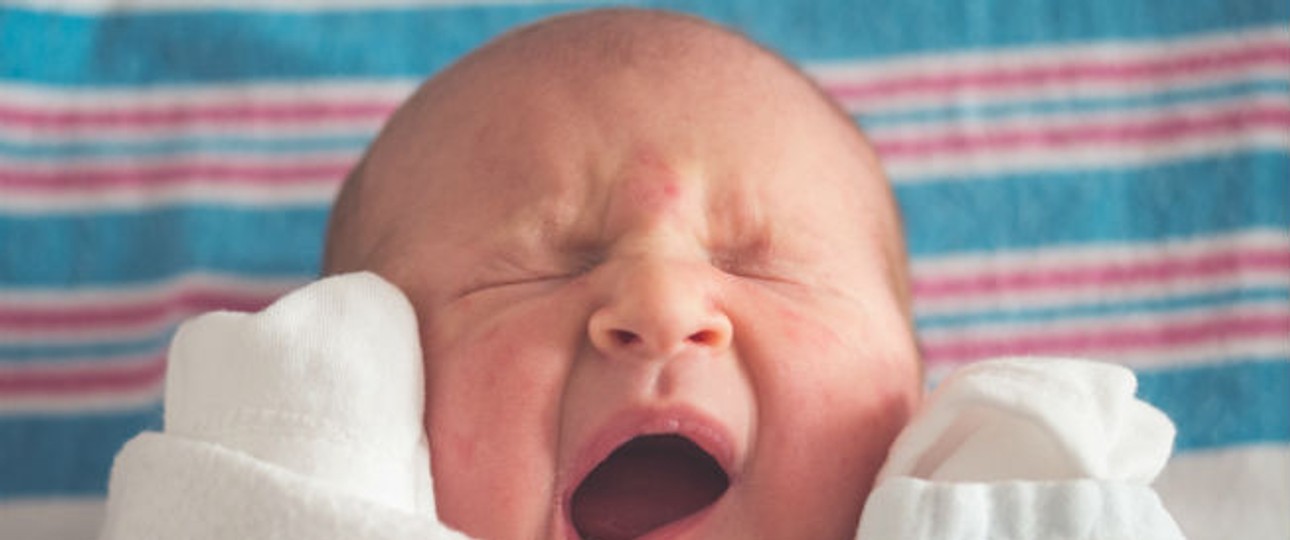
[328,10,922,540]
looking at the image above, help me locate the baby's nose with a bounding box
[588,260,732,360]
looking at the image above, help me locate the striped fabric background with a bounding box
[1,1,1287,538]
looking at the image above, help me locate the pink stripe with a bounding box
[0,291,277,330]
[0,355,164,395]
[1,43,1283,132]
[826,42,1290,101]
[0,161,353,189]
[922,312,1290,365]
[874,105,1290,158]
[914,248,1290,300]
[0,101,397,130]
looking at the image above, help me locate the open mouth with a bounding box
[570,434,731,540]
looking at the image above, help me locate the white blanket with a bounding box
[100,272,1184,539]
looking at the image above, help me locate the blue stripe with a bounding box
[1138,359,1290,452]
[0,331,173,364]
[2,0,1287,85]
[1,361,1284,498]
[898,151,1290,257]
[0,405,161,498]
[1,207,327,287]
[0,133,374,161]
[916,286,1290,330]
[858,79,1290,129]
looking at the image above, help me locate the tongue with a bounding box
[571,434,729,540]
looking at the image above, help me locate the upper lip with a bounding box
[559,404,739,534]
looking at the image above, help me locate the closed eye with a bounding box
[457,273,576,298]
[711,256,793,284]
[457,253,600,298]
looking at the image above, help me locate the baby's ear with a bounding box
[163,272,435,514]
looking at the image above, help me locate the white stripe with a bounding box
[0,271,307,305]
[0,79,415,109]
[0,115,390,142]
[881,111,1290,182]
[1154,445,1290,540]
[0,81,410,139]
[0,127,378,151]
[0,321,178,346]
[915,268,1290,320]
[1089,336,1288,369]
[0,274,302,341]
[912,229,1290,279]
[0,112,391,140]
[866,93,1289,140]
[0,498,106,540]
[0,275,307,342]
[0,181,341,213]
[918,298,1289,340]
[921,338,1290,374]
[809,25,1290,112]
[0,386,162,415]
[0,150,359,169]
[912,229,1290,314]
[833,60,1290,115]
[809,26,1289,84]
[919,304,1290,369]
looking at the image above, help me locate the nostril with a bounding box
[687,329,720,346]
[612,329,640,346]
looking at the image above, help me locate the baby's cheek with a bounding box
[421,313,573,538]
[741,302,919,534]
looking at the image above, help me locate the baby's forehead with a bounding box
[325,11,897,273]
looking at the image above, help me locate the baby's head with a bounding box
[324,9,921,539]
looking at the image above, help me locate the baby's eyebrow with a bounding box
[484,218,604,274]
[702,183,775,253]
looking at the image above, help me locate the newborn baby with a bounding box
[322,9,921,539]
[101,8,1184,540]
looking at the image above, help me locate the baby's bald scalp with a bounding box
[322,9,906,311]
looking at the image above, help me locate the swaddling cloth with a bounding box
[856,358,1186,539]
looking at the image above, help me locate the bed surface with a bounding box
[1,1,1287,538]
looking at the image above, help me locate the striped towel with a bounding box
[1,1,1286,539]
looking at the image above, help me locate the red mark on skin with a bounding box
[621,149,685,216]
[632,180,682,213]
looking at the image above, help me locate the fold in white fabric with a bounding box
[101,273,1185,539]
[857,478,1184,540]
[100,272,467,539]
[857,357,1186,539]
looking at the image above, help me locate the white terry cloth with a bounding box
[857,357,1187,539]
[100,272,468,540]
